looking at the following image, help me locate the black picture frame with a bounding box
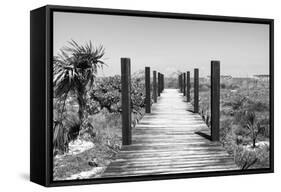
[30,5,274,187]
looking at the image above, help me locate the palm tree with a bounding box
[53,40,105,128]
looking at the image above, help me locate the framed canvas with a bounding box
[30,5,274,187]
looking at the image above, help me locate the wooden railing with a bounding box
[121,58,165,145]
[178,61,221,141]
[122,57,220,144]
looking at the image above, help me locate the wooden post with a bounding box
[181,73,184,93]
[179,74,181,92]
[162,74,165,92]
[178,75,181,90]
[186,71,190,102]
[159,73,162,93]
[121,58,131,145]
[179,74,182,92]
[194,68,199,113]
[159,74,161,92]
[211,61,220,141]
[153,70,157,103]
[183,72,186,96]
[181,74,183,93]
[145,67,151,113]
[158,72,161,96]
[161,74,164,92]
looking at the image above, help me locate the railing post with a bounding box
[179,74,182,92]
[159,73,162,93]
[194,68,199,113]
[211,61,220,141]
[181,73,184,93]
[121,58,131,145]
[145,67,151,113]
[186,71,190,102]
[183,72,186,96]
[162,74,165,92]
[179,74,181,93]
[178,74,181,90]
[181,73,183,93]
[153,70,157,103]
[158,72,161,96]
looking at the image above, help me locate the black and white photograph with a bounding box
[1,0,281,190]
[51,10,272,181]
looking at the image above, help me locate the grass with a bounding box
[53,105,146,180]
[53,142,117,180]
[53,108,122,180]
[53,73,148,180]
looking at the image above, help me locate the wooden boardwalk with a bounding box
[102,89,238,177]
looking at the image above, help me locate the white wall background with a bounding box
[0,0,279,191]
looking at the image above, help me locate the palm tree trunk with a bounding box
[77,90,86,129]
[253,138,256,148]
[252,131,257,148]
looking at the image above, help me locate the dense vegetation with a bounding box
[53,41,148,180]
[194,78,270,169]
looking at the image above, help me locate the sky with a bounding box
[53,12,270,77]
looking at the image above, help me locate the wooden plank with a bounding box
[145,67,151,113]
[211,61,220,141]
[103,165,238,177]
[135,124,207,128]
[115,153,230,159]
[102,89,237,178]
[119,144,228,152]
[113,154,233,162]
[121,58,132,145]
[108,161,237,171]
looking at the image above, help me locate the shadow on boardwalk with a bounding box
[102,89,238,177]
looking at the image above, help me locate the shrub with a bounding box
[234,145,258,169]
[220,83,226,89]
[223,95,247,110]
[53,113,80,154]
[234,144,269,169]
[243,111,263,148]
[199,84,210,91]
[245,100,269,112]
[233,124,248,137]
